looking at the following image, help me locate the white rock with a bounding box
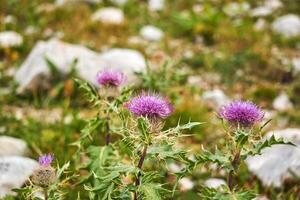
[140,25,164,42]
[202,89,230,108]
[223,2,250,17]
[292,57,300,73]
[254,18,267,31]
[178,177,194,191]
[273,92,293,112]
[251,7,272,17]
[0,156,38,197]
[187,75,202,86]
[3,16,16,24]
[0,136,28,157]
[204,178,226,189]
[91,7,124,25]
[251,0,282,17]
[264,0,282,10]
[0,31,23,48]
[193,4,203,13]
[246,128,300,187]
[25,26,39,35]
[148,0,164,11]
[99,48,146,84]
[14,39,146,92]
[272,14,300,38]
[111,0,127,5]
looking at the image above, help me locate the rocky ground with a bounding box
[0,0,300,199]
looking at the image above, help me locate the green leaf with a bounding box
[234,130,250,148]
[196,148,231,169]
[72,117,103,148]
[147,143,187,161]
[175,121,203,131]
[162,121,203,137]
[101,183,114,200]
[45,57,61,77]
[200,187,256,200]
[139,183,163,200]
[137,117,151,144]
[74,78,99,105]
[87,146,116,175]
[246,135,295,157]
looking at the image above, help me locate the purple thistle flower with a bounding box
[96,70,126,87]
[125,93,173,119]
[38,154,54,167]
[219,101,264,127]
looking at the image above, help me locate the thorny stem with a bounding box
[227,150,241,191]
[134,145,148,200]
[44,188,48,200]
[105,113,110,145]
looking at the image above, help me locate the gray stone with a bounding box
[14,39,146,92]
[0,156,38,198]
[272,14,300,38]
[292,57,300,73]
[91,7,124,25]
[202,89,230,109]
[246,128,300,187]
[0,136,28,156]
[140,25,164,42]
[0,31,23,48]
[273,92,293,112]
[148,0,164,11]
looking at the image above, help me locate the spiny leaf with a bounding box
[137,117,151,144]
[234,130,250,148]
[139,183,163,200]
[74,78,99,105]
[196,149,231,169]
[200,187,256,200]
[176,121,204,130]
[248,134,295,156]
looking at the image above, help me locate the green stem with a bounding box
[105,114,110,145]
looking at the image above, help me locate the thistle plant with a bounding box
[184,100,294,199]
[96,69,126,145]
[125,93,173,199]
[73,69,129,149]
[15,154,71,200]
[78,88,200,199]
[73,71,134,199]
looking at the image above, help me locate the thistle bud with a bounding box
[32,154,56,188]
[96,70,126,100]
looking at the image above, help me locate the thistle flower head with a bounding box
[96,70,125,87]
[38,154,54,167]
[219,100,264,127]
[125,93,173,119]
